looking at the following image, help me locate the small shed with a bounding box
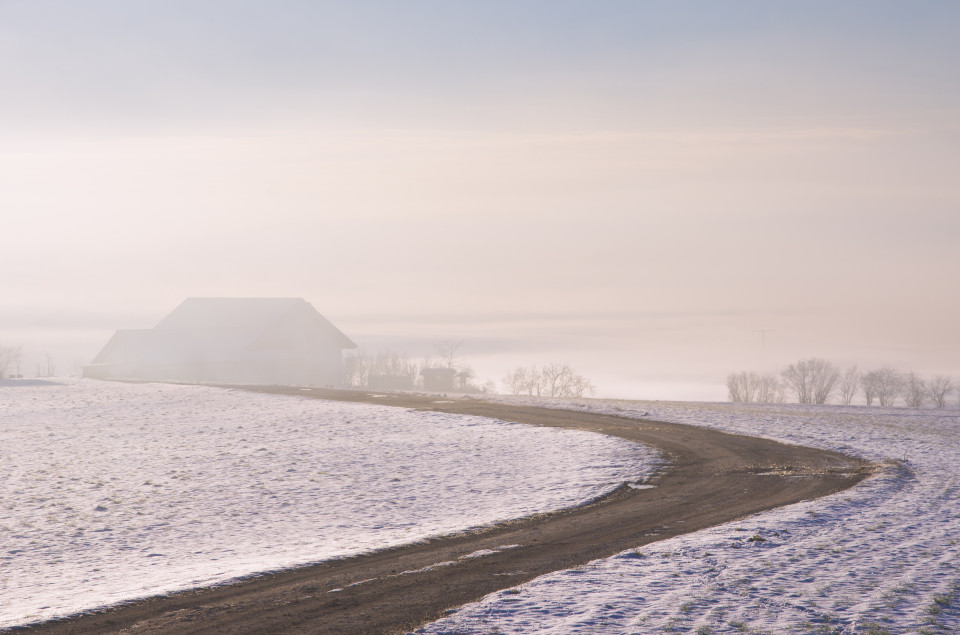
[420,367,457,392]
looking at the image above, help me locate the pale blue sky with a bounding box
[4,1,958,130]
[2,1,958,397]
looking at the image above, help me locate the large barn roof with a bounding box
[86,297,355,384]
[156,298,356,349]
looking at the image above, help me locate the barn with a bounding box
[82,298,356,386]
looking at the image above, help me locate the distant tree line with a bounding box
[728,358,955,408]
[0,345,58,379]
[726,371,786,404]
[0,345,62,379]
[501,363,595,398]
[342,342,491,393]
[342,349,424,389]
[343,342,597,398]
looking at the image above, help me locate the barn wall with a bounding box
[83,353,344,387]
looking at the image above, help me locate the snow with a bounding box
[0,380,657,628]
[8,381,957,633]
[419,397,960,634]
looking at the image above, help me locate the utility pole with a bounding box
[753,329,775,350]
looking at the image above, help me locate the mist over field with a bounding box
[2,1,958,400]
[3,6,960,631]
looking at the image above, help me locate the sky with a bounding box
[2,1,958,399]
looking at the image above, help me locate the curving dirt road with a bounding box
[21,388,875,635]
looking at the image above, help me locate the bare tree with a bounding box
[726,372,745,402]
[928,375,954,408]
[434,341,463,369]
[864,367,903,407]
[507,363,594,398]
[566,373,596,398]
[776,380,787,403]
[543,362,575,398]
[781,361,812,404]
[43,353,56,378]
[862,370,878,406]
[877,367,904,407]
[342,349,369,387]
[810,359,840,405]
[782,358,839,405]
[727,371,756,403]
[543,362,595,398]
[727,371,783,403]
[756,372,785,403]
[503,365,546,397]
[902,372,926,408]
[0,345,23,379]
[502,366,530,396]
[838,366,860,406]
[524,365,547,397]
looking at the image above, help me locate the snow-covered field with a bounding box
[421,397,960,634]
[0,380,656,628]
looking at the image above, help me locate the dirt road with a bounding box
[22,388,874,634]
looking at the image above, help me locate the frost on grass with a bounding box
[421,398,960,634]
[0,380,656,628]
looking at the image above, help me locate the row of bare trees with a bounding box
[728,358,955,408]
[342,349,424,389]
[726,371,786,404]
[863,369,954,408]
[342,342,490,393]
[502,363,595,398]
[0,345,58,379]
